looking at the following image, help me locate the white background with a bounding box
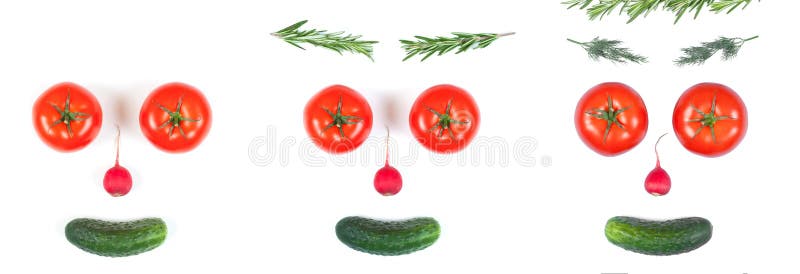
[0,0,796,273]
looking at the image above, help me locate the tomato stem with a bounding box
[321,96,363,138]
[585,95,629,144]
[688,93,735,143]
[426,98,469,140]
[157,95,201,138]
[49,92,90,138]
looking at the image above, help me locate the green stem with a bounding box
[496,32,516,38]
[49,92,90,138]
[321,96,363,138]
[426,99,469,140]
[566,38,585,46]
[585,95,628,144]
[689,94,735,143]
[157,95,200,138]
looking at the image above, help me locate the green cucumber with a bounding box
[335,216,440,256]
[65,218,167,257]
[605,216,712,256]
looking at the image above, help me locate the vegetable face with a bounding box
[33,82,103,152]
[575,82,648,156]
[304,85,373,154]
[672,83,747,157]
[409,84,480,154]
[139,82,212,153]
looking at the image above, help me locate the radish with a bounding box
[644,133,671,196]
[103,125,132,197]
[374,127,402,196]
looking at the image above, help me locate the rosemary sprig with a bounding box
[562,0,594,9]
[562,0,759,24]
[625,0,665,23]
[271,20,378,61]
[568,37,648,64]
[586,0,631,21]
[664,0,714,24]
[674,35,758,66]
[710,0,758,13]
[400,32,514,62]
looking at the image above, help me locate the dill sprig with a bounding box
[675,35,758,66]
[400,32,515,62]
[568,37,648,64]
[271,20,378,61]
[562,0,759,24]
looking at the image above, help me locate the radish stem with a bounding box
[114,124,121,166]
[655,133,667,167]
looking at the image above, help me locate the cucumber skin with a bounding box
[336,216,440,256]
[65,218,167,257]
[605,216,712,256]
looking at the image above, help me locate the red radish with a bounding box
[645,133,671,196]
[103,125,133,197]
[374,127,402,196]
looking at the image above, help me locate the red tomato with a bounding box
[672,83,747,157]
[139,82,212,153]
[575,82,648,156]
[409,84,480,153]
[304,85,373,154]
[32,82,103,152]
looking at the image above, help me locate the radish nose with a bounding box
[645,167,671,196]
[374,166,403,196]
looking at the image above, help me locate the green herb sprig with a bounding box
[710,0,758,13]
[271,20,378,61]
[562,0,759,24]
[568,37,648,64]
[675,35,758,66]
[400,32,514,62]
